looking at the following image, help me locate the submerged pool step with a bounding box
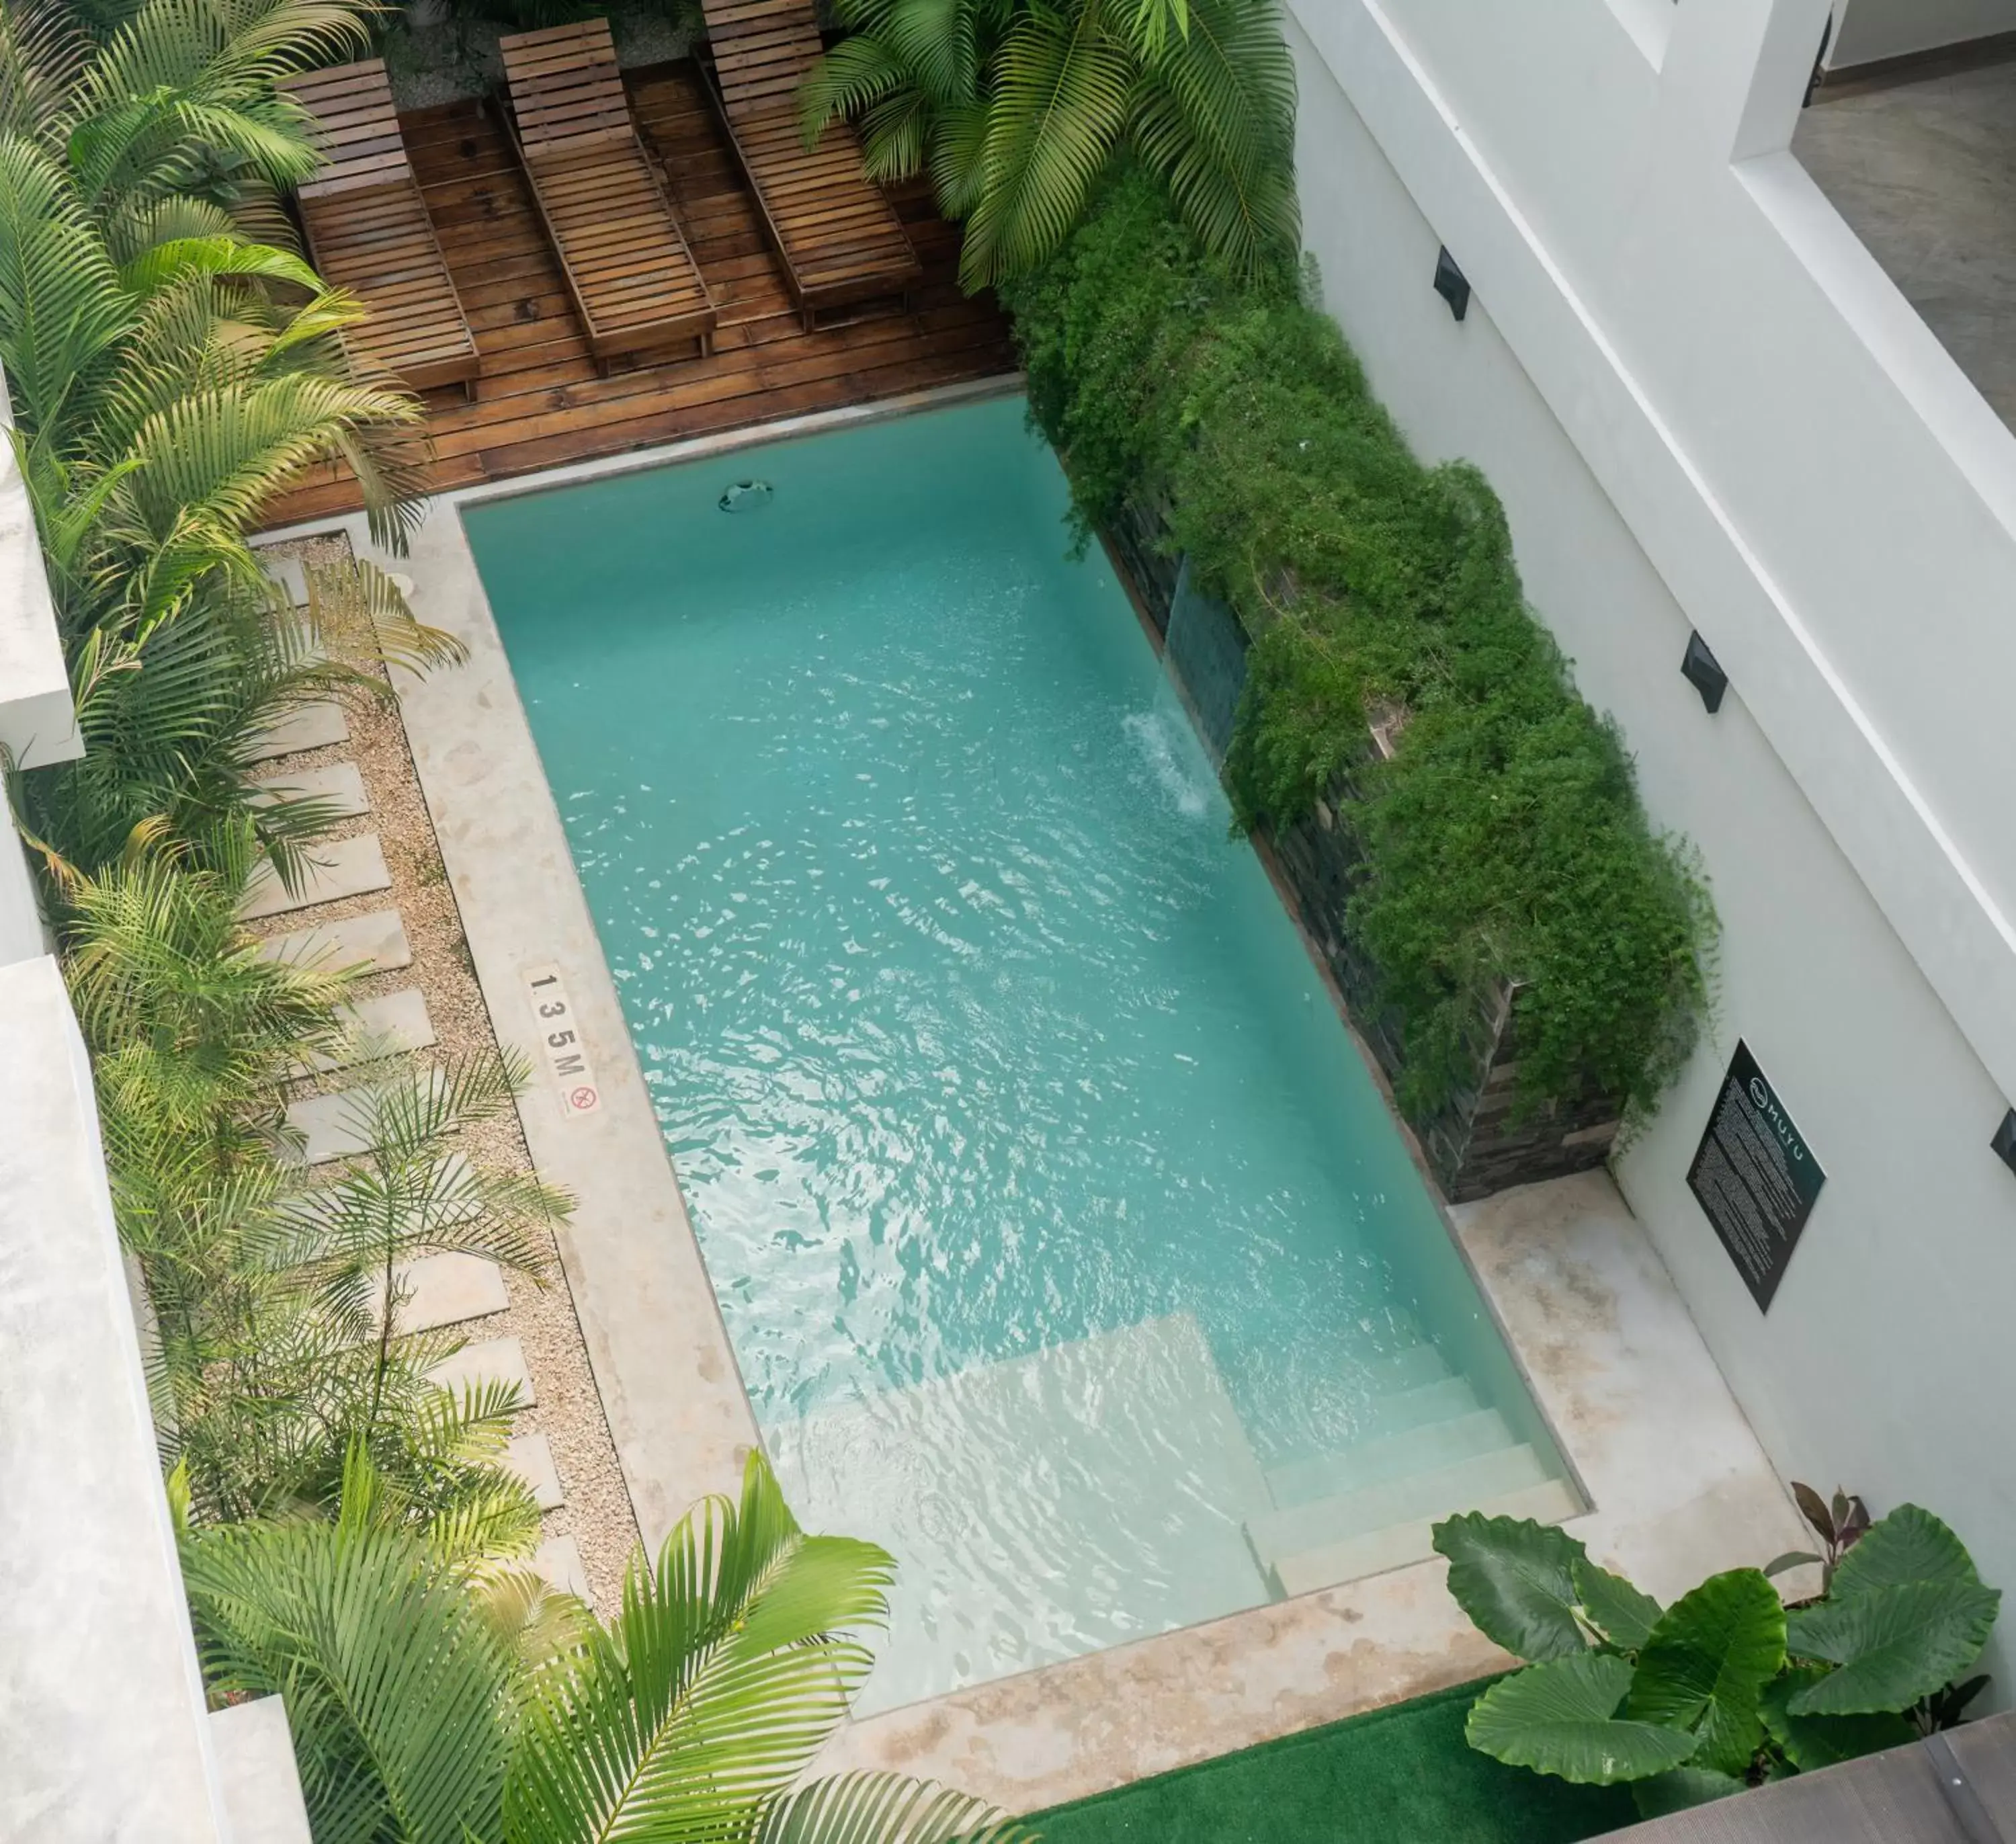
[1245,1443,1558,1583]
[1265,1476,1584,1601]
[1265,1407,1518,1511]
[1357,1374,1488,1444]
[1359,1342,1456,1395]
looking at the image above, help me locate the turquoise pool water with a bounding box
[466,397,1564,1710]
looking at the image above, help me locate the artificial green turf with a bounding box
[1029,1679,1635,1843]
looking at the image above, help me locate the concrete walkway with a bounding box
[1798,57,2016,429]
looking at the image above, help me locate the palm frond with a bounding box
[504,1451,898,1843]
[805,0,1294,288]
[68,0,370,208]
[470,1568,597,1673]
[0,0,87,145]
[101,188,241,263]
[421,1474,546,1570]
[180,1478,516,1844]
[124,371,424,542]
[274,1051,562,1298]
[116,230,323,298]
[927,98,991,219]
[1130,0,1297,278]
[62,848,351,1087]
[878,0,993,105]
[801,33,910,146]
[960,1,1134,289]
[857,85,933,183]
[0,135,131,436]
[1118,0,1187,57]
[756,1773,1035,1843]
[302,554,468,680]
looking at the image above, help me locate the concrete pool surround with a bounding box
[262,378,1812,1812]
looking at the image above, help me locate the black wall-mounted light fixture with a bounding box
[1992,1108,2016,1177]
[1433,246,1470,323]
[1681,631,1728,714]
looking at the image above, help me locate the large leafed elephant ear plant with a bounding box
[1431,1501,2001,1822]
[799,0,1298,290]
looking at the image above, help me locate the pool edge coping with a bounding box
[285,382,1811,1814]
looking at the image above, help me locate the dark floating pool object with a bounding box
[718,479,774,513]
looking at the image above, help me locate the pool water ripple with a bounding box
[469,399,1557,1710]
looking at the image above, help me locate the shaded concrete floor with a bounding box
[1797,57,2016,427]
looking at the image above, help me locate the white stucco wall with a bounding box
[0,957,233,1841]
[0,362,293,1837]
[1284,0,2016,1681]
[0,379,80,771]
[1832,0,2016,67]
[1,354,67,962]
[0,823,45,966]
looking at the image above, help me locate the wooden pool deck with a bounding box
[263,60,1017,528]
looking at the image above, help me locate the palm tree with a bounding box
[183,1448,1035,1844]
[22,554,463,893]
[0,0,449,883]
[62,847,564,1530]
[0,0,374,252]
[798,0,1297,290]
[129,1050,567,1529]
[268,1048,568,1517]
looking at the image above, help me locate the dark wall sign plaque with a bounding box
[1686,1041,1825,1312]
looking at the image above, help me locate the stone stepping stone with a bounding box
[388,1251,508,1333]
[240,834,390,921]
[535,1534,591,1604]
[245,700,348,762]
[505,1433,565,1511]
[283,1064,449,1164]
[296,988,436,1073]
[255,551,310,607]
[257,908,412,976]
[251,761,368,820]
[284,1087,373,1164]
[427,1335,535,1405]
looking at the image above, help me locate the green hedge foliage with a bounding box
[1003,168,1715,1120]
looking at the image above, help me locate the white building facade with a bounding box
[0,382,308,1840]
[1286,0,2016,1677]
[9,0,2016,1817]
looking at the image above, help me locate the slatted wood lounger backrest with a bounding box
[281,60,411,200]
[500,20,635,155]
[702,0,827,118]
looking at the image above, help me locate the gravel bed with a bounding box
[251,533,642,1607]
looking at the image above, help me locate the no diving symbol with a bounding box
[568,1085,599,1114]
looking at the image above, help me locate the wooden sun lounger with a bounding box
[278,60,481,399]
[498,20,718,369]
[696,0,923,331]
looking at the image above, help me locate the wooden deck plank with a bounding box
[262,58,1011,527]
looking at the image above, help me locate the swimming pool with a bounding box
[466,396,1573,1711]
